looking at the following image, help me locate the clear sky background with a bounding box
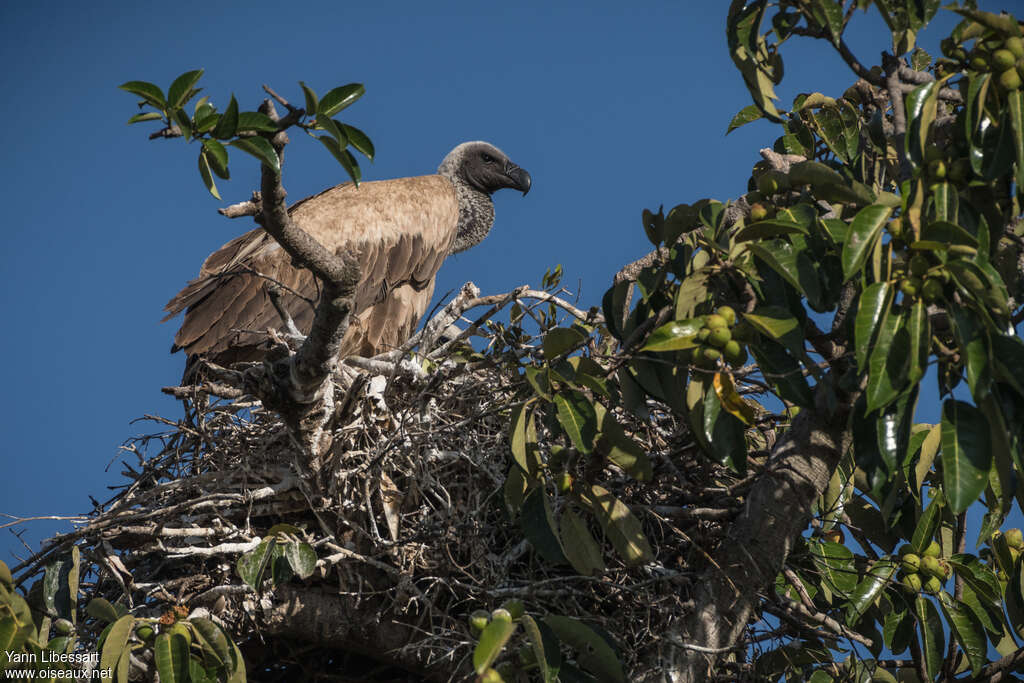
[1,1,1011,575]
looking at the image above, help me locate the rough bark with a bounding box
[664,387,854,681]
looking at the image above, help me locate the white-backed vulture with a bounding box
[163,141,531,367]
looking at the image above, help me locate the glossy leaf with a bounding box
[640,317,704,352]
[906,298,929,386]
[201,139,229,180]
[702,383,748,473]
[236,111,278,133]
[854,281,893,372]
[118,80,166,109]
[298,81,318,116]
[126,112,163,124]
[842,204,892,281]
[914,595,944,680]
[229,137,280,173]
[904,80,940,170]
[198,148,220,200]
[941,400,992,514]
[845,558,897,627]
[318,83,365,117]
[733,219,809,242]
[212,95,238,139]
[167,69,203,109]
[340,123,375,160]
[316,135,361,185]
[864,306,906,414]
[938,592,987,675]
[809,541,857,593]
[748,240,822,310]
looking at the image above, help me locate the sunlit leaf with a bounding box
[941,400,992,514]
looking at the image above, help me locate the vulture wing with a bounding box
[164,174,459,364]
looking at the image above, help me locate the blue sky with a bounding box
[0,1,1006,573]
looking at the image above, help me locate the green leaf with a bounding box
[865,306,907,414]
[100,614,134,674]
[236,111,278,133]
[316,113,348,148]
[191,618,232,671]
[167,69,203,109]
[298,81,318,115]
[508,402,539,476]
[201,139,229,180]
[1008,88,1024,194]
[910,496,942,554]
[126,112,163,125]
[118,80,166,109]
[941,400,992,514]
[522,616,560,683]
[748,239,822,310]
[726,104,763,133]
[196,150,221,200]
[854,281,893,372]
[212,95,238,139]
[743,306,799,341]
[340,123,374,160]
[229,137,280,174]
[543,616,626,683]
[846,559,897,627]
[701,380,748,473]
[521,487,567,565]
[809,541,857,594]
[284,542,317,579]
[236,540,270,589]
[914,595,944,680]
[937,592,987,675]
[906,299,929,387]
[543,327,586,359]
[318,83,365,117]
[154,630,189,683]
[315,135,360,185]
[904,81,940,170]
[560,507,605,576]
[811,0,842,44]
[748,338,814,407]
[580,484,654,566]
[640,317,704,352]
[554,391,598,454]
[595,403,652,481]
[473,615,517,674]
[733,218,809,242]
[842,204,892,281]
[86,598,120,624]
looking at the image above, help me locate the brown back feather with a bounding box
[164,175,459,364]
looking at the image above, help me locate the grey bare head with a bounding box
[438,141,531,196]
[439,141,531,254]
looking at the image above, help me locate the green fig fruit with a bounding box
[1006,528,1024,549]
[923,540,941,558]
[708,327,732,349]
[901,553,921,573]
[923,575,943,594]
[993,48,1017,71]
[706,314,728,330]
[901,573,923,592]
[716,305,737,326]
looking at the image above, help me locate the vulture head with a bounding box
[438,141,531,254]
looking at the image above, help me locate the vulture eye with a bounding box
[481,152,495,163]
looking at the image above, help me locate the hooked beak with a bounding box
[505,163,531,195]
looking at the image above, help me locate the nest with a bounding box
[13,288,755,681]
